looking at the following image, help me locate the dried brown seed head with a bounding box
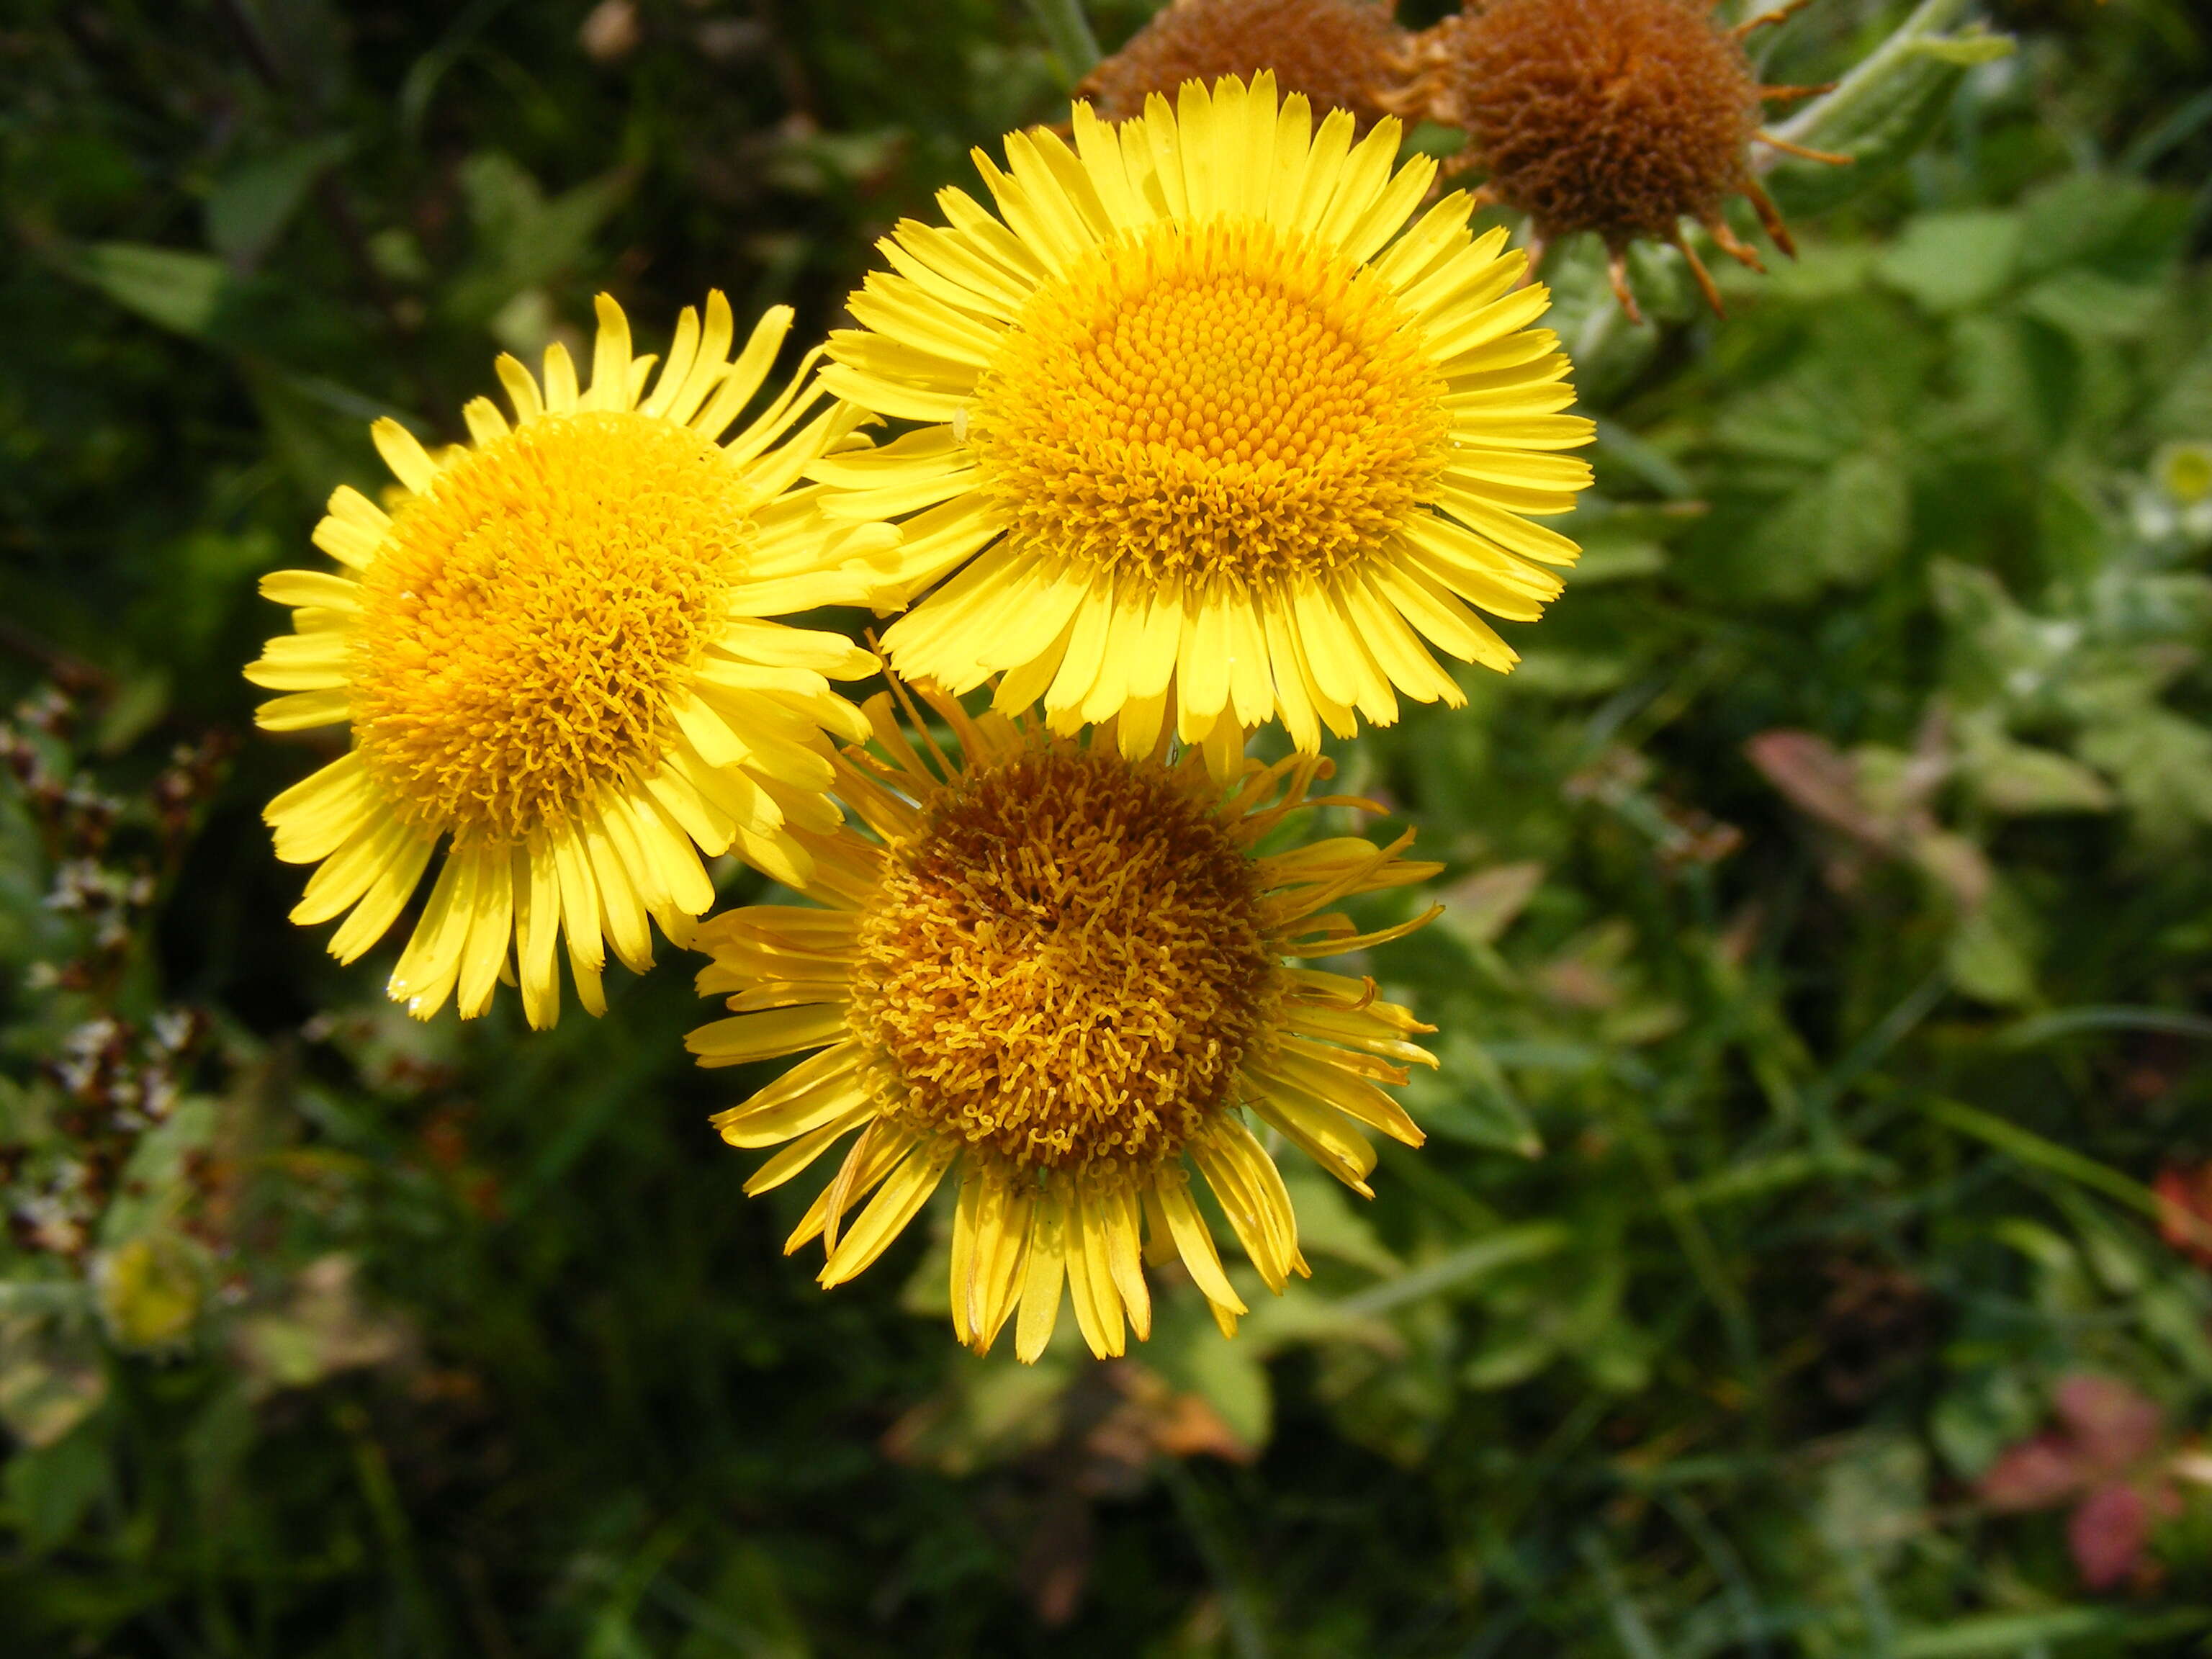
[1082,0,1411,132]
[1414,0,1838,318]
[1430,0,1757,243]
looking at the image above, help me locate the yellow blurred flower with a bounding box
[95,1234,204,1351]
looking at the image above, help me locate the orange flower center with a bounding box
[849,746,1277,1173]
[349,412,745,842]
[968,216,1449,595]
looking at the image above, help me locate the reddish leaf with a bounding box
[2069,1482,2152,1590]
[1981,1433,2093,1511]
[2154,1164,2212,1266]
[2054,1375,2164,1473]
[1745,731,1891,846]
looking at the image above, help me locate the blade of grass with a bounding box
[1579,1529,1670,1659]
[1997,1006,2212,1048]
[1892,1606,2208,1656]
[1920,1097,2159,1218]
[1334,1221,1572,1318]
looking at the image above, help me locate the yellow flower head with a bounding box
[688,680,1443,1362]
[246,293,894,1029]
[814,72,1593,774]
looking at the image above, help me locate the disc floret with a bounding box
[346,410,749,845]
[851,745,1279,1174]
[968,215,1452,594]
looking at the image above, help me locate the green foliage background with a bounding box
[5,0,2212,1652]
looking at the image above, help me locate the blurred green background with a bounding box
[6,0,2212,1652]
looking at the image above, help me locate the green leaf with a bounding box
[1998,1005,2212,1046]
[1876,211,2023,313]
[1765,0,2016,218]
[2075,702,2212,843]
[98,1100,218,1248]
[1334,1223,1573,1319]
[1400,1036,1543,1156]
[1,1419,109,1554]
[205,135,351,268]
[446,153,633,327]
[1564,534,1668,586]
[1461,1330,1556,1391]
[65,240,349,360]
[2020,269,2171,341]
[1181,1322,1272,1449]
[1930,1368,2040,1478]
[92,669,171,755]
[1921,1097,2164,1220]
[1435,861,1544,947]
[1276,1166,1398,1276]
[1018,0,1099,86]
[1946,881,2039,1007]
[1912,35,2015,66]
[70,242,233,338]
[1750,449,1910,594]
[1959,733,2113,816]
[2016,173,2188,282]
[1815,1433,1929,1567]
[1665,1150,1889,1211]
[240,361,389,498]
[0,1308,107,1450]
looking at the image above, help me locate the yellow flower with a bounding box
[246,293,894,1028]
[814,72,1593,775]
[688,680,1442,1362]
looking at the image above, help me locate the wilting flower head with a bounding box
[1081,0,1410,132]
[689,681,1443,1362]
[246,294,894,1028]
[814,73,1592,777]
[1406,0,1841,317]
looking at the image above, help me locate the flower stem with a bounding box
[1022,0,1100,86]
[1768,0,1976,148]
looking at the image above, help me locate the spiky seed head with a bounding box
[1421,0,1762,247]
[1082,0,1410,132]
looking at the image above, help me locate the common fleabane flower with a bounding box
[246,293,894,1028]
[688,681,1442,1362]
[812,73,1593,775]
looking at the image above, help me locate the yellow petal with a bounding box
[328,832,436,965]
[266,753,374,863]
[711,1044,869,1146]
[690,1004,850,1069]
[1153,1171,1246,1316]
[371,418,439,495]
[1015,1193,1069,1364]
[454,845,516,1020]
[819,1136,958,1287]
